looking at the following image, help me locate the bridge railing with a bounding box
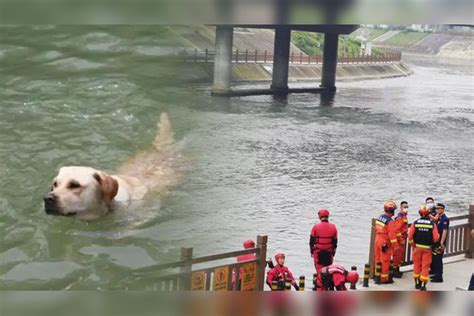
[131,235,268,291]
[368,204,474,277]
[182,49,402,65]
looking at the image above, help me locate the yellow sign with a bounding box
[240,262,256,291]
[191,271,206,291]
[213,266,229,291]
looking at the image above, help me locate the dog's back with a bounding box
[117,112,181,196]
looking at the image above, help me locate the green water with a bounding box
[0,26,196,289]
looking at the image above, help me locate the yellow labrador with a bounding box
[44,113,179,220]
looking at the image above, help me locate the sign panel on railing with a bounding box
[241,262,257,291]
[191,271,206,291]
[213,266,229,291]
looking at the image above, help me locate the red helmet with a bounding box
[383,201,397,214]
[243,239,255,249]
[419,204,430,217]
[346,271,359,284]
[318,208,330,219]
[275,253,285,262]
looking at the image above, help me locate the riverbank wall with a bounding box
[182,62,413,84]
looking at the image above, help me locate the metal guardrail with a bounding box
[132,235,268,291]
[368,204,474,277]
[182,48,402,65]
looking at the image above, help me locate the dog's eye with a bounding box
[68,181,81,189]
[53,181,58,188]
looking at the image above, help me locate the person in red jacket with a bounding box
[232,239,257,289]
[374,201,399,284]
[266,253,299,291]
[237,239,257,262]
[309,208,338,275]
[317,264,359,291]
[392,201,409,277]
[408,204,440,291]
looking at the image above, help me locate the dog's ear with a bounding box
[93,171,118,204]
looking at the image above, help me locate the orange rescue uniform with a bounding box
[408,217,439,284]
[374,213,398,282]
[393,211,408,268]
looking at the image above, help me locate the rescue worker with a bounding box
[266,253,299,291]
[309,208,338,275]
[392,201,409,278]
[408,204,440,291]
[237,239,256,262]
[317,264,359,291]
[374,201,399,284]
[232,239,257,289]
[430,203,449,283]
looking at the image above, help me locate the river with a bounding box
[1,26,473,289]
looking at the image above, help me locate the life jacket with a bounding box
[321,264,346,276]
[319,264,348,290]
[267,265,291,282]
[413,218,435,249]
[311,221,337,252]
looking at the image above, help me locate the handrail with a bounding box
[182,48,402,65]
[368,204,474,277]
[133,260,186,274]
[134,235,268,291]
[132,248,258,275]
[449,214,470,221]
[155,259,259,281]
[191,248,258,264]
[192,259,260,275]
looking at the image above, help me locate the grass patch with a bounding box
[383,30,428,46]
[291,31,387,57]
[366,29,389,41]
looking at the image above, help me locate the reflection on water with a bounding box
[319,91,336,107]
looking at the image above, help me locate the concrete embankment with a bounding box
[361,256,473,291]
[182,62,413,84]
[375,33,473,60]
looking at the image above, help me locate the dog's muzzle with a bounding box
[44,193,77,216]
[44,192,60,215]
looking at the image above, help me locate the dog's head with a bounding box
[44,166,118,220]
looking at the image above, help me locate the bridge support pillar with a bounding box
[212,26,234,96]
[320,32,339,90]
[271,26,291,93]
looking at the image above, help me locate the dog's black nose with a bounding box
[44,193,59,214]
[44,193,56,204]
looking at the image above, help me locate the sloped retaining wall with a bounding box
[180,62,413,84]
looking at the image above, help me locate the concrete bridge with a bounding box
[211,25,359,96]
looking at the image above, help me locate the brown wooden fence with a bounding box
[132,235,268,291]
[183,49,402,65]
[368,204,474,277]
